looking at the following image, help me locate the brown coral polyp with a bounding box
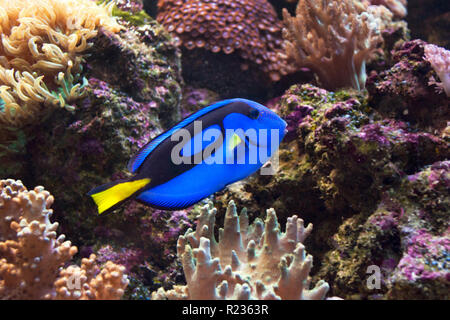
[157,0,289,81]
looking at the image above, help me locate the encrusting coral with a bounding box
[281,0,382,91]
[0,179,128,299]
[0,0,121,127]
[152,200,333,300]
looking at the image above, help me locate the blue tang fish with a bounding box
[88,98,287,214]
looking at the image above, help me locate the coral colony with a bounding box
[157,0,290,81]
[0,0,449,301]
[281,0,382,91]
[0,0,122,127]
[152,200,332,300]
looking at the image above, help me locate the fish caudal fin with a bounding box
[88,178,151,214]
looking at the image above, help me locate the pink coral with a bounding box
[424,44,450,97]
[391,229,450,283]
[55,255,129,300]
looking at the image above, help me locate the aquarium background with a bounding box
[0,0,448,300]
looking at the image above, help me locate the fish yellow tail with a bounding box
[88,178,151,214]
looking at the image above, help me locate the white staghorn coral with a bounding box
[152,200,333,300]
[282,0,382,91]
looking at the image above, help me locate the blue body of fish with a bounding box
[88,98,287,214]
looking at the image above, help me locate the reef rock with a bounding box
[318,161,449,299]
[367,40,449,134]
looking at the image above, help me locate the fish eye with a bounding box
[248,109,260,120]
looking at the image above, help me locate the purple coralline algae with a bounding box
[27,76,163,243]
[96,245,144,274]
[115,0,144,13]
[367,40,449,133]
[277,84,447,214]
[87,204,193,299]
[393,231,449,282]
[86,15,183,128]
[319,161,449,299]
[180,86,220,118]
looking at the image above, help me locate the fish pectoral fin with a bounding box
[88,178,151,214]
[228,133,243,152]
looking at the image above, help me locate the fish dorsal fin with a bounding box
[128,99,243,173]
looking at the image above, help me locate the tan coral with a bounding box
[281,0,382,91]
[55,255,129,300]
[152,200,332,300]
[0,179,128,300]
[365,0,407,18]
[0,0,121,127]
[365,4,394,31]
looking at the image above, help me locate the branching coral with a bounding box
[0,179,128,299]
[281,0,382,91]
[424,43,450,97]
[0,0,121,127]
[152,200,332,300]
[55,255,129,300]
